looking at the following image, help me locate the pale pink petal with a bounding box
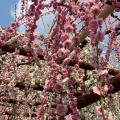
[65,114,73,120]
[103,85,109,96]
[93,86,100,95]
[98,69,108,76]
[106,116,113,120]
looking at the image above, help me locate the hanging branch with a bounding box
[111,13,120,21]
[105,27,120,34]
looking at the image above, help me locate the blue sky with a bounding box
[0,0,18,28]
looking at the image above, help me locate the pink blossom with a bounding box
[65,114,73,120]
[91,5,100,16]
[93,86,100,95]
[16,22,20,27]
[88,0,94,7]
[54,82,62,93]
[61,33,69,42]
[62,77,69,83]
[72,37,80,44]
[18,15,24,21]
[64,49,70,57]
[41,96,48,103]
[70,2,75,7]
[71,4,79,13]
[62,68,68,76]
[55,97,60,104]
[70,101,77,108]
[11,22,20,28]
[98,69,108,76]
[63,57,71,65]
[6,27,14,33]
[57,48,66,58]
[61,92,67,98]
[68,93,74,99]
[103,85,108,96]
[11,22,16,28]
[106,116,113,120]
[25,20,32,27]
[30,4,35,11]
[32,24,37,30]
[107,93,115,100]
[89,19,98,31]
[115,8,120,12]
[32,0,38,5]
[72,107,79,114]
[79,15,86,21]
[95,106,106,116]
[79,12,86,21]
[67,77,74,85]
[74,55,80,61]
[98,18,103,26]
[56,104,68,116]
[93,69,108,76]
[108,84,114,91]
[71,114,79,120]
[44,81,51,91]
[63,39,72,48]
[74,64,79,70]
[72,21,77,28]
[95,31,105,42]
[65,24,73,33]
[0,40,5,46]
[74,47,81,53]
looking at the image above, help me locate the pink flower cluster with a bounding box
[54,82,63,93]
[57,48,70,59]
[89,19,99,31]
[93,69,108,76]
[10,22,20,29]
[56,104,68,116]
[61,33,69,42]
[64,24,73,33]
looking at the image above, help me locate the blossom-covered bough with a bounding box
[0,0,120,120]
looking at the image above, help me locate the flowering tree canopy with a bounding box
[0,0,120,120]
